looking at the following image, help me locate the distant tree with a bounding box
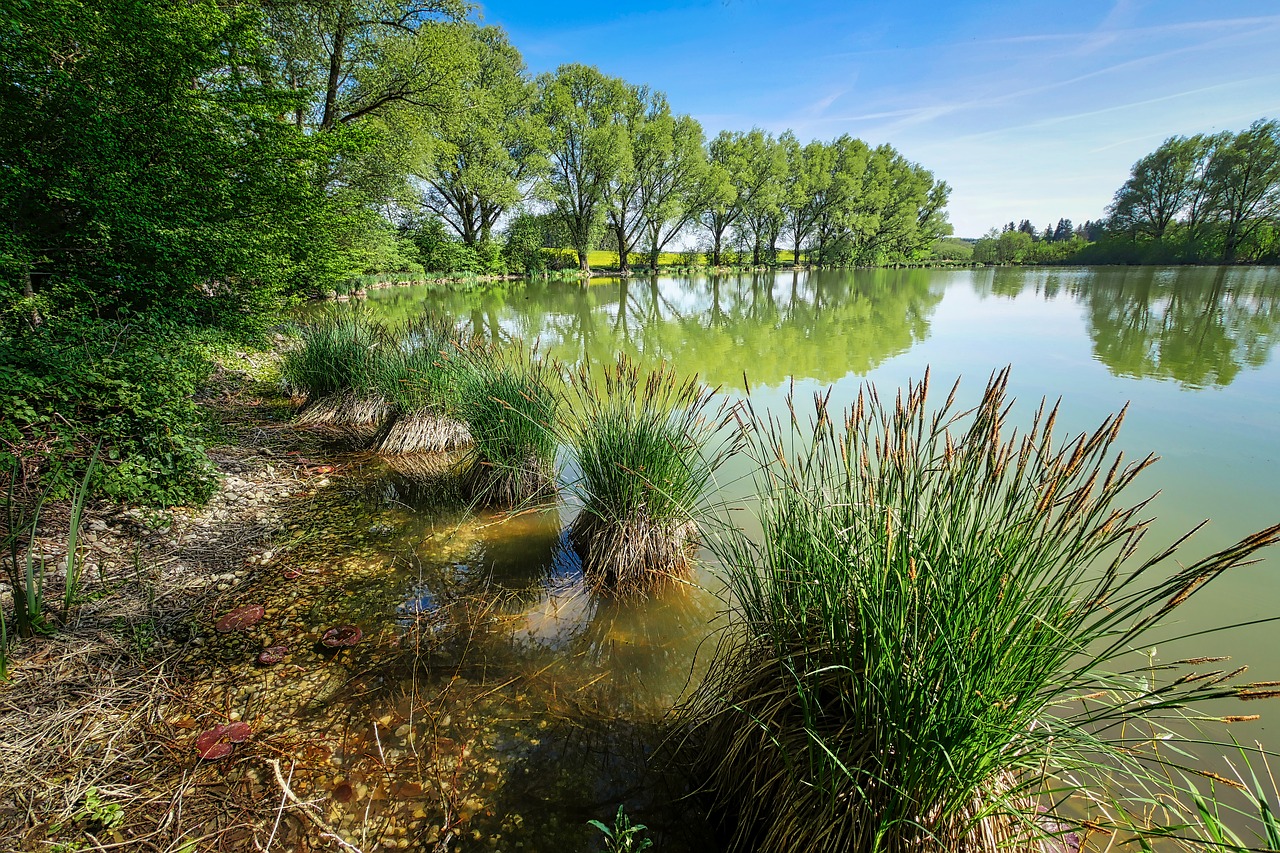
[535,64,634,273]
[636,112,716,269]
[417,25,547,247]
[1204,119,1280,263]
[1053,219,1074,242]
[1107,135,1209,240]
[1017,219,1036,239]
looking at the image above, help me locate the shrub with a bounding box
[675,368,1280,853]
[0,316,216,506]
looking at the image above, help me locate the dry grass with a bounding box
[373,413,471,455]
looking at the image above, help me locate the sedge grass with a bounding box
[371,316,476,454]
[565,357,739,593]
[283,308,392,432]
[674,368,1280,853]
[456,346,562,507]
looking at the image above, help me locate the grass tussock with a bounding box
[566,357,739,593]
[456,347,562,507]
[674,368,1280,853]
[283,308,391,434]
[371,316,478,454]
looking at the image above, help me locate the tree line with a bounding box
[2,0,953,322]
[972,118,1280,266]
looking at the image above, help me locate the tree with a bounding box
[263,0,467,132]
[636,114,719,269]
[782,137,822,266]
[602,86,671,273]
[1203,119,1280,263]
[416,25,547,246]
[1107,135,1208,240]
[0,0,347,314]
[536,65,635,273]
[735,131,787,266]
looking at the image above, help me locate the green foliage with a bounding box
[457,347,561,506]
[281,308,388,400]
[418,24,548,246]
[1102,118,1280,264]
[0,317,216,506]
[536,65,637,272]
[929,237,974,261]
[0,0,356,316]
[588,804,654,853]
[679,369,1280,852]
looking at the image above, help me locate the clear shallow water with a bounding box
[284,266,1280,849]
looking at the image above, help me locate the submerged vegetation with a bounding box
[566,358,737,592]
[674,369,1280,852]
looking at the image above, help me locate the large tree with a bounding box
[536,64,635,273]
[637,114,723,269]
[1107,135,1208,241]
[1204,119,1280,263]
[602,86,667,273]
[416,25,546,246]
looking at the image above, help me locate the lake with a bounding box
[289,265,1280,850]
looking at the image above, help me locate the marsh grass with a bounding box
[371,316,476,454]
[565,358,739,593]
[282,307,394,437]
[674,368,1280,853]
[456,346,561,507]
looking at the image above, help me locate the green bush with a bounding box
[0,316,217,506]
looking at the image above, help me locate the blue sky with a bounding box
[474,0,1280,237]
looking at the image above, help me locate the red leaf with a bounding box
[321,625,363,648]
[215,605,265,633]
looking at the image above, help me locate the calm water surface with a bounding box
[291,266,1280,850]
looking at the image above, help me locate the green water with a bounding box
[281,266,1280,850]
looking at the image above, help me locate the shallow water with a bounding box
[283,266,1280,849]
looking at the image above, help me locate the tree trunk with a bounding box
[752,242,761,267]
[577,248,590,274]
[793,237,802,267]
[712,232,722,267]
[616,225,630,273]
[321,21,347,131]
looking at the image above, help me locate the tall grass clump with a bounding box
[282,307,391,431]
[674,368,1280,853]
[456,347,561,506]
[371,315,476,454]
[566,357,739,593]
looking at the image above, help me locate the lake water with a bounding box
[285,266,1280,850]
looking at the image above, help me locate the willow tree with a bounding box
[700,130,786,266]
[602,86,666,273]
[536,65,635,273]
[639,116,727,269]
[416,25,548,246]
[1108,135,1212,241]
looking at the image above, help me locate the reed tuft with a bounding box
[456,346,562,507]
[370,316,476,454]
[565,357,739,593]
[674,367,1280,853]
